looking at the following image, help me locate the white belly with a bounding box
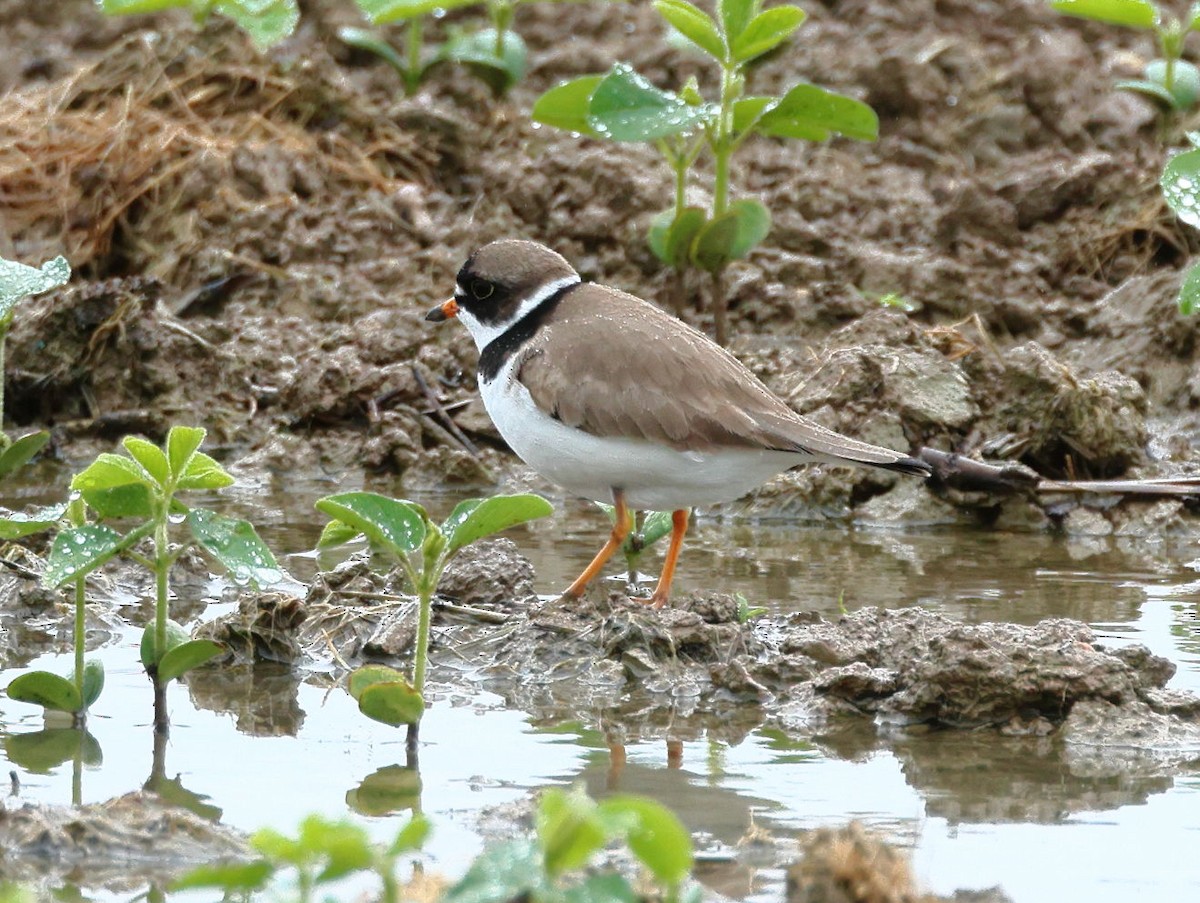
[480,365,804,510]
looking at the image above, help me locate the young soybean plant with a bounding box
[315,491,552,743]
[1053,0,1200,113]
[1160,130,1200,312]
[342,0,556,95]
[96,0,300,50]
[56,426,282,728]
[533,0,878,344]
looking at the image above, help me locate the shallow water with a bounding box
[3,473,1199,901]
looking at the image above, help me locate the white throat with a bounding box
[456,275,581,351]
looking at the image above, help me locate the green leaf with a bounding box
[1116,78,1179,106]
[597,794,693,885]
[170,860,273,892]
[251,827,305,865]
[4,728,100,773]
[315,492,427,559]
[640,510,676,547]
[79,482,156,519]
[122,436,170,487]
[348,664,410,701]
[78,659,105,708]
[0,431,50,480]
[359,681,425,727]
[757,82,879,142]
[443,493,552,556]
[732,95,774,135]
[212,0,300,50]
[436,28,528,94]
[6,671,82,714]
[389,813,432,855]
[1161,145,1200,228]
[691,198,771,271]
[718,0,756,44]
[339,26,412,78]
[166,425,206,479]
[304,818,374,883]
[0,501,66,540]
[1049,0,1157,28]
[730,6,806,63]
[537,787,610,878]
[444,839,543,903]
[0,255,70,323]
[99,0,191,13]
[357,0,477,24]
[318,518,363,548]
[158,639,224,682]
[140,619,191,670]
[1178,260,1200,314]
[177,451,235,490]
[186,509,283,587]
[564,874,640,903]
[533,75,605,138]
[649,207,708,267]
[44,523,126,587]
[1145,58,1200,109]
[71,452,154,492]
[588,64,716,142]
[654,0,726,59]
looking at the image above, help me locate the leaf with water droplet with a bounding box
[316,492,426,559]
[177,451,234,490]
[443,493,552,557]
[1179,260,1200,315]
[123,436,170,488]
[587,64,716,142]
[44,523,126,587]
[355,0,476,24]
[0,501,66,540]
[434,28,527,94]
[756,82,878,143]
[0,254,69,322]
[1162,144,1200,234]
[186,509,284,588]
[533,75,605,138]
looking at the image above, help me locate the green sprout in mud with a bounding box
[29,426,281,729]
[0,254,70,481]
[1052,0,1200,114]
[96,0,299,51]
[343,0,564,96]
[315,491,552,743]
[1160,130,1200,312]
[598,502,677,589]
[532,0,878,344]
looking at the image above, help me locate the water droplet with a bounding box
[1179,176,1194,190]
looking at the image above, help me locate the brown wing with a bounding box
[515,284,925,471]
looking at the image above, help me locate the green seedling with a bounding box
[447,785,697,903]
[58,426,282,728]
[598,502,676,587]
[734,591,766,622]
[173,812,431,903]
[533,0,877,344]
[0,254,69,479]
[344,0,560,95]
[315,491,552,735]
[96,0,300,50]
[1160,130,1200,312]
[1052,0,1200,112]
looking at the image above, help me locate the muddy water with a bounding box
[3,477,1200,901]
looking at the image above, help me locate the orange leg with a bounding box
[564,489,631,599]
[649,509,690,608]
[666,739,683,769]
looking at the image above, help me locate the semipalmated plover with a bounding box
[426,240,930,607]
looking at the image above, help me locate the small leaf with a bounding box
[1145,58,1200,109]
[1115,78,1179,107]
[348,664,410,702]
[732,95,775,134]
[304,818,374,883]
[1161,145,1200,229]
[654,0,726,59]
[79,482,156,520]
[757,82,879,142]
[718,0,756,44]
[6,671,83,714]
[1179,260,1200,314]
[1049,0,1157,29]
[158,639,224,683]
[211,0,299,50]
[389,813,432,854]
[122,436,170,487]
[597,794,693,885]
[443,839,543,903]
[0,501,67,540]
[731,6,807,63]
[640,510,676,547]
[177,451,235,490]
[71,452,153,492]
[170,860,273,892]
[0,431,50,480]
[0,255,70,322]
[436,28,527,94]
[588,64,716,142]
[316,492,427,559]
[358,681,425,726]
[140,620,191,670]
[251,827,305,865]
[356,0,477,24]
[665,207,709,267]
[166,426,206,479]
[691,199,770,271]
[44,523,126,587]
[186,509,283,587]
[339,26,411,78]
[537,787,610,878]
[564,874,640,903]
[533,75,605,137]
[79,659,105,708]
[444,493,553,556]
[318,518,363,548]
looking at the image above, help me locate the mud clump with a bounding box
[436,538,537,609]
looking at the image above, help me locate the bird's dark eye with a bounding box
[471,279,494,300]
